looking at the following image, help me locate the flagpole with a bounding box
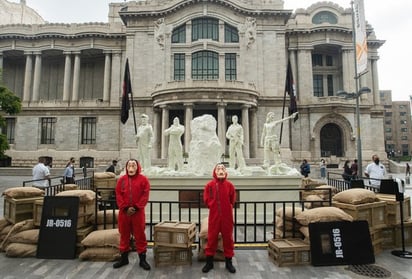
[129,92,137,134]
[280,80,288,145]
[351,0,362,178]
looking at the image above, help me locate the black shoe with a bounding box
[202,256,214,273]
[139,253,151,270]
[113,252,129,269]
[225,257,236,273]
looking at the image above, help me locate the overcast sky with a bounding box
[12,0,411,101]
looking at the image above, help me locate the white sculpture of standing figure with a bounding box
[164,117,185,171]
[261,111,298,168]
[135,114,154,171]
[225,115,246,169]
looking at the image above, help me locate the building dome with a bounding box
[0,0,45,25]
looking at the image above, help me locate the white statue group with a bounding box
[134,111,299,176]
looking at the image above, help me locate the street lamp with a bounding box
[337,86,371,178]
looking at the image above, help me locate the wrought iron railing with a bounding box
[22,170,94,195]
[94,187,332,244]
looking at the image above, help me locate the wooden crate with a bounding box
[381,226,396,249]
[372,237,383,256]
[267,238,310,267]
[394,220,412,247]
[33,199,93,228]
[332,201,387,230]
[3,196,43,224]
[154,221,196,248]
[369,229,384,255]
[33,199,43,226]
[154,245,193,267]
[376,194,411,226]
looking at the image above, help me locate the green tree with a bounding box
[0,70,22,159]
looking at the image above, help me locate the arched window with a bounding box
[320,123,343,157]
[312,11,338,24]
[192,51,218,80]
[192,17,219,41]
[172,24,186,43]
[224,23,239,43]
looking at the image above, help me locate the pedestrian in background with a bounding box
[300,159,310,178]
[32,156,50,188]
[63,157,75,184]
[350,159,358,179]
[364,154,386,188]
[106,160,118,173]
[342,160,353,181]
[320,159,327,180]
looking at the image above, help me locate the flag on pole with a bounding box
[120,59,131,124]
[285,60,298,122]
[353,0,368,74]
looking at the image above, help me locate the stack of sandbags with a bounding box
[78,229,120,261]
[274,207,303,239]
[62,184,78,191]
[300,178,337,209]
[198,216,225,261]
[0,218,12,244]
[89,209,119,230]
[294,207,353,243]
[55,190,96,229]
[93,172,116,192]
[93,172,117,202]
[0,219,38,257]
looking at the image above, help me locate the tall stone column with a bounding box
[219,53,225,81]
[32,52,42,102]
[161,106,169,159]
[152,108,161,159]
[297,48,313,103]
[184,103,193,153]
[110,51,122,106]
[371,58,380,105]
[249,107,258,158]
[241,105,250,158]
[185,53,191,82]
[217,102,226,155]
[342,48,353,92]
[63,52,72,102]
[103,51,111,102]
[23,52,33,102]
[71,52,81,102]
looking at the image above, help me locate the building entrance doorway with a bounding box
[320,123,343,157]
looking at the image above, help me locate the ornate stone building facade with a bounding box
[0,0,385,169]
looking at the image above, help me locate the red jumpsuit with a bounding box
[115,160,150,254]
[203,165,236,258]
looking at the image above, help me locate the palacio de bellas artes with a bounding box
[0,0,386,170]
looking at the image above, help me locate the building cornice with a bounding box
[119,0,292,25]
[0,23,125,39]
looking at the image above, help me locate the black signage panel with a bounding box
[37,196,79,259]
[309,220,375,266]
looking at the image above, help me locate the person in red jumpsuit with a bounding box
[202,163,236,273]
[113,159,151,270]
